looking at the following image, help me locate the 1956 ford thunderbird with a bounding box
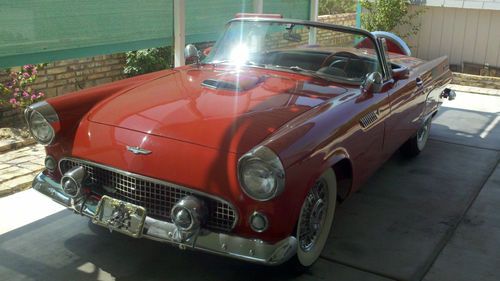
[26,16,455,268]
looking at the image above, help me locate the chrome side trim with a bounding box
[58,157,239,230]
[31,172,296,265]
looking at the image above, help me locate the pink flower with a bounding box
[37,92,45,98]
[31,94,37,100]
[13,92,19,97]
[9,98,17,104]
[22,72,30,78]
[22,91,29,97]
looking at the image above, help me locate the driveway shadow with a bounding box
[0,211,303,281]
[431,107,500,150]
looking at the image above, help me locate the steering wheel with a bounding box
[321,51,360,67]
[318,51,362,78]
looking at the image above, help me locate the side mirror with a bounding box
[361,72,383,93]
[184,44,200,65]
[392,66,410,81]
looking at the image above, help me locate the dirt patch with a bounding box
[0,128,35,153]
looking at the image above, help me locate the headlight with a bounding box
[238,146,285,201]
[29,111,54,144]
[25,101,59,145]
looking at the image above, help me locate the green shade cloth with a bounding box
[0,0,310,67]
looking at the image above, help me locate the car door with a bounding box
[381,44,428,156]
[348,87,391,188]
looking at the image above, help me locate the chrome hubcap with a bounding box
[299,179,329,252]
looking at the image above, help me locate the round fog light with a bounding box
[62,177,80,197]
[173,208,193,229]
[60,166,86,198]
[170,196,206,233]
[44,156,56,171]
[250,212,268,233]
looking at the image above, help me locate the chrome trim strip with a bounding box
[31,172,296,265]
[26,101,60,124]
[58,157,239,230]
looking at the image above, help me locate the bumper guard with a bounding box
[31,172,297,265]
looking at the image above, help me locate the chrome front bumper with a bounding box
[32,172,297,265]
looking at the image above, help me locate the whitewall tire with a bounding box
[401,118,432,157]
[295,168,337,267]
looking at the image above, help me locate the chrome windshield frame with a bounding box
[204,17,390,81]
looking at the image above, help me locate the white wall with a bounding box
[424,0,500,10]
[405,7,500,68]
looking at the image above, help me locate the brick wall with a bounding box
[452,72,500,90]
[264,13,358,50]
[0,53,125,128]
[318,13,357,26]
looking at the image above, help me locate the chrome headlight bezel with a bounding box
[237,146,285,201]
[24,101,59,146]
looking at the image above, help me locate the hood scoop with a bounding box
[201,73,266,92]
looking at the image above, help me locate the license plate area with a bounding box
[93,195,146,238]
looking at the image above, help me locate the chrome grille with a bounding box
[360,110,379,128]
[60,158,237,232]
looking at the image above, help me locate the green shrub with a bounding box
[123,46,173,77]
[361,0,424,39]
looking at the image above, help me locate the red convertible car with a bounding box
[26,17,455,268]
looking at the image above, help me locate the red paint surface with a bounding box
[44,54,451,243]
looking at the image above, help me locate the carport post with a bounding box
[174,0,186,67]
[309,0,318,45]
[253,0,263,13]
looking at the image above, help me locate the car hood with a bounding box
[88,66,347,153]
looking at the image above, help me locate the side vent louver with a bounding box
[360,110,379,128]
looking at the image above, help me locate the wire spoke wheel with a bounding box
[298,179,328,252]
[295,169,337,267]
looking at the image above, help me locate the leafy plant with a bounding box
[0,64,46,109]
[361,0,425,39]
[124,46,173,77]
[319,0,357,15]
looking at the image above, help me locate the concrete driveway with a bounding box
[0,91,499,281]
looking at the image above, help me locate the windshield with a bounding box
[204,20,382,84]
